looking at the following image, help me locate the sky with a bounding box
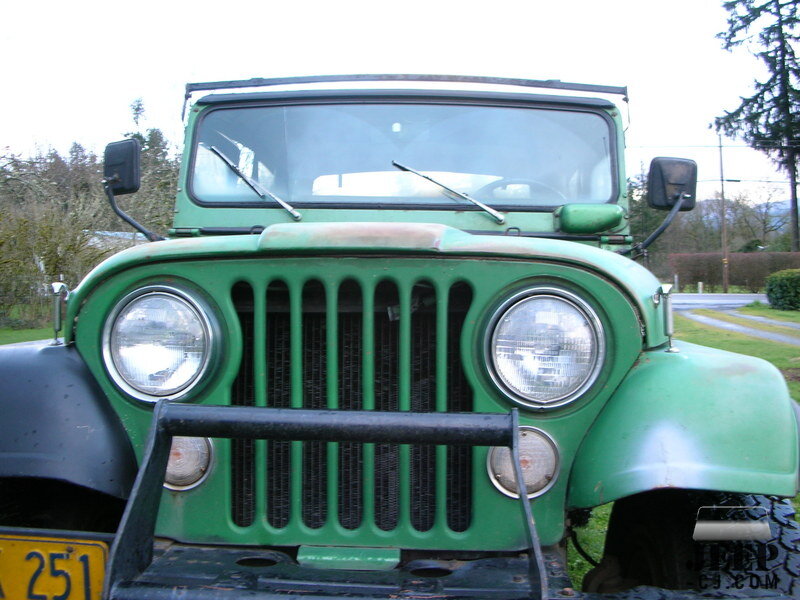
[0,0,791,203]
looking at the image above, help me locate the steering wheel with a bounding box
[474,178,566,202]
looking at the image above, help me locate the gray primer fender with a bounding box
[0,340,136,498]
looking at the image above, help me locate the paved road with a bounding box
[672,293,767,310]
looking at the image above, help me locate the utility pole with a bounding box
[719,134,730,293]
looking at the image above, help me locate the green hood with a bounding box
[68,222,664,346]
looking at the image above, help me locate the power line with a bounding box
[698,178,791,184]
[629,143,800,149]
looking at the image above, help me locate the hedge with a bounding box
[668,253,800,293]
[766,269,800,309]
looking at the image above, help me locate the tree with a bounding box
[728,189,789,247]
[715,0,800,249]
[0,98,179,327]
[121,100,179,232]
[130,98,145,129]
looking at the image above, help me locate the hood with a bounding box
[68,222,663,346]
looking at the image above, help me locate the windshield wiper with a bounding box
[207,145,302,221]
[391,160,505,224]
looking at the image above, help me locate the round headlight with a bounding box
[488,288,603,408]
[488,427,559,498]
[104,287,213,401]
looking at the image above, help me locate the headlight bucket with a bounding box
[102,285,215,402]
[486,287,605,409]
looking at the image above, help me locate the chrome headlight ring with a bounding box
[102,285,215,402]
[486,287,605,410]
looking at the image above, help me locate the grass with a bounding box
[567,504,611,589]
[739,301,800,324]
[693,308,800,340]
[0,327,52,345]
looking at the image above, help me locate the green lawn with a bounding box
[691,308,800,343]
[0,327,52,345]
[567,504,611,589]
[738,302,800,324]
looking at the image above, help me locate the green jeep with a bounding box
[1,75,798,600]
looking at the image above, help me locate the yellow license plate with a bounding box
[0,533,107,600]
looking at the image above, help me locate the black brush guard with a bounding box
[103,402,550,599]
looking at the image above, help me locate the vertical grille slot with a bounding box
[446,284,474,532]
[231,282,255,527]
[302,281,327,529]
[266,281,292,528]
[337,280,363,530]
[410,283,437,532]
[373,281,400,531]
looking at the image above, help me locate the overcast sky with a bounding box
[0,0,789,202]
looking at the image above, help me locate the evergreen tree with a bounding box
[715,0,800,249]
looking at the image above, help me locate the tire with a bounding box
[582,490,800,597]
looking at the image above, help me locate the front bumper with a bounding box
[109,541,787,600]
[106,402,551,599]
[111,542,559,600]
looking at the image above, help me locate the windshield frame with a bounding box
[186,90,621,213]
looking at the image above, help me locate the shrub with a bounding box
[766,269,800,310]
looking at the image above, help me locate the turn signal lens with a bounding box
[488,427,558,498]
[164,436,212,490]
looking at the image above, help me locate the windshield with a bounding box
[190,102,615,209]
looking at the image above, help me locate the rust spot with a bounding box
[261,222,449,251]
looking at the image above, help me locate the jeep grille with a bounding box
[230,279,474,534]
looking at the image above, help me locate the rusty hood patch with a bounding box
[258,222,450,252]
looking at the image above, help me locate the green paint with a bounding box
[73,255,643,550]
[66,223,666,348]
[296,546,400,570]
[554,204,626,234]
[569,340,799,507]
[50,86,800,565]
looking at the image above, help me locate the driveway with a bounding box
[672,292,800,346]
[679,310,800,346]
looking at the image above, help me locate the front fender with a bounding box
[0,340,137,498]
[568,341,798,507]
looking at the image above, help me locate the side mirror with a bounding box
[647,157,697,211]
[555,204,626,234]
[104,139,141,195]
